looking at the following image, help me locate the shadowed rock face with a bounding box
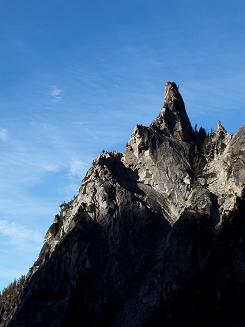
[1,82,245,327]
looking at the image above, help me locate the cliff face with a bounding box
[1,82,245,327]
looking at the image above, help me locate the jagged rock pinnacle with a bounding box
[204,120,232,161]
[151,82,193,141]
[217,120,226,132]
[164,82,183,107]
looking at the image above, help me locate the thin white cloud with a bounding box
[43,163,60,173]
[0,128,8,141]
[0,219,43,248]
[65,157,92,197]
[69,157,86,178]
[50,85,63,102]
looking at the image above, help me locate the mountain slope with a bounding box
[1,82,245,327]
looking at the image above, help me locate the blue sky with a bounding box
[0,0,244,290]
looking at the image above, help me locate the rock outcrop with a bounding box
[0,82,245,327]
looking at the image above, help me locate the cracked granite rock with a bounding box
[1,82,245,327]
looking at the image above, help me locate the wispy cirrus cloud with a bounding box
[50,86,63,102]
[69,157,90,179]
[0,219,43,289]
[0,219,43,249]
[0,128,8,141]
[43,163,60,173]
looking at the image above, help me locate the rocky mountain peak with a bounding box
[164,81,182,105]
[1,82,245,327]
[151,82,193,142]
[204,120,232,162]
[217,120,226,132]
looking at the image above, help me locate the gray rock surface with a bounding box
[0,82,244,327]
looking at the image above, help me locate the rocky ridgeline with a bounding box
[1,82,245,327]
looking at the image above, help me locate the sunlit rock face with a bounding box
[1,82,245,327]
[151,82,193,141]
